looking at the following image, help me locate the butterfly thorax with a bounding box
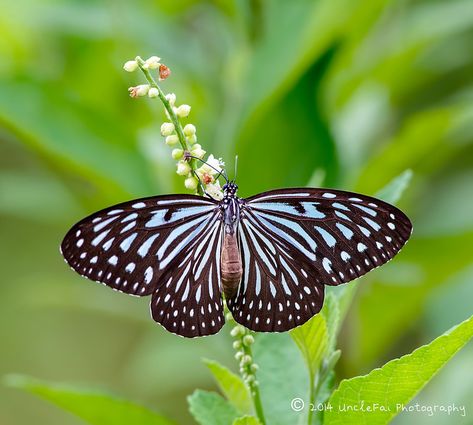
[220,182,243,298]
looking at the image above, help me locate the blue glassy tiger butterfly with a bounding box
[61,174,412,338]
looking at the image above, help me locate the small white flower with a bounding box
[183,124,196,137]
[123,60,138,72]
[176,161,191,176]
[206,182,223,200]
[191,144,206,159]
[148,87,159,98]
[128,84,150,98]
[171,148,183,160]
[205,154,224,175]
[176,104,191,118]
[165,93,176,106]
[160,122,175,136]
[144,55,161,70]
[165,135,180,146]
[184,176,199,190]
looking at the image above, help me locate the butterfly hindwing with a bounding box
[150,211,225,337]
[226,216,325,332]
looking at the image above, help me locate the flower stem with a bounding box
[244,343,266,425]
[135,56,203,195]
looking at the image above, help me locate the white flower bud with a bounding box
[160,122,175,136]
[183,124,196,137]
[186,134,197,145]
[176,161,191,176]
[235,351,244,361]
[225,312,233,322]
[144,56,161,70]
[230,325,244,337]
[243,335,254,346]
[191,144,206,159]
[176,104,191,118]
[233,341,242,350]
[245,375,255,384]
[171,148,183,160]
[165,93,176,106]
[123,60,138,72]
[184,176,198,190]
[241,355,252,366]
[148,87,159,98]
[165,135,180,146]
[250,364,259,372]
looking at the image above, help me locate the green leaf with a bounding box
[320,292,340,353]
[203,359,252,415]
[252,333,307,425]
[0,80,154,199]
[290,313,328,381]
[188,390,240,425]
[4,374,176,425]
[375,169,413,204]
[232,415,262,425]
[325,315,473,425]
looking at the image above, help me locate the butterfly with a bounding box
[61,181,412,338]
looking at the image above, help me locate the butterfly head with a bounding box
[223,181,238,197]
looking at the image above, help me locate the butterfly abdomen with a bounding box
[221,232,242,299]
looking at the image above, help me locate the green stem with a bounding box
[307,372,316,425]
[242,342,265,425]
[135,56,203,195]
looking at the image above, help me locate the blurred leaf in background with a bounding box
[1,0,473,424]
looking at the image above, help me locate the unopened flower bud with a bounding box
[185,176,198,190]
[250,364,259,373]
[243,335,254,346]
[128,84,150,98]
[245,375,255,384]
[176,161,191,176]
[159,64,171,80]
[187,134,197,145]
[176,104,191,118]
[148,87,159,98]
[235,351,244,361]
[241,355,252,366]
[165,135,180,146]
[225,312,233,321]
[233,341,242,350]
[123,60,138,72]
[171,148,184,160]
[144,56,161,70]
[191,144,206,159]
[183,124,196,137]
[166,93,176,106]
[230,325,244,337]
[160,122,175,136]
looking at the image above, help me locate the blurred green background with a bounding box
[1,0,473,424]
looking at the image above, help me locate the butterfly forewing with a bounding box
[227,188,412,332]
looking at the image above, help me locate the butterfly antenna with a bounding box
[234,155,238,183]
